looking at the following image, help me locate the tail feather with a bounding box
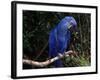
[54,59,63,67]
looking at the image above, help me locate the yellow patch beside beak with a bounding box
[68,24,72,29]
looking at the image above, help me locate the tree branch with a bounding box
[23,50,74,67]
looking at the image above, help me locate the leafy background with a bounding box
[23,10,91,69]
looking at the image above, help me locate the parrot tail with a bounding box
[54,59,63,67]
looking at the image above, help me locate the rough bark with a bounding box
[23,50,74,67]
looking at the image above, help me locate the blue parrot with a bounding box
[49,16,77,67]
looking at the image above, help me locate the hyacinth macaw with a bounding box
[49,16,77,67]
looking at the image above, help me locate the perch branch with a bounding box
[23,50,74,67]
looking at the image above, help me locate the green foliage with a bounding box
[63,55,90,67]
[23,10,91,69]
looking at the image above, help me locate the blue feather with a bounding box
[49,16,77,67]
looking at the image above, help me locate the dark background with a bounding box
[23,10,91,69]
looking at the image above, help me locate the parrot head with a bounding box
[65,16,77,32]
[65,16,79,41]
[57,16,79,39]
